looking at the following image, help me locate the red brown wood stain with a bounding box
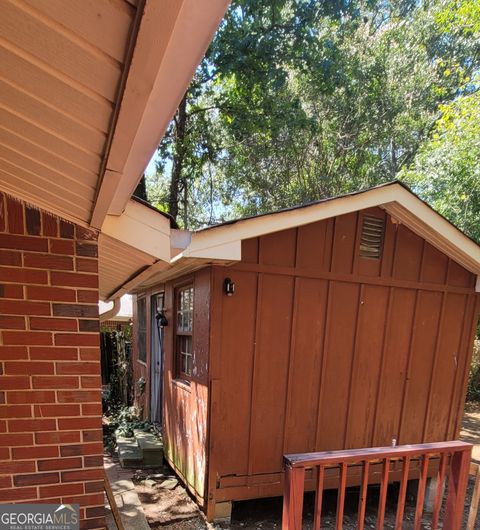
[133,207,479,514]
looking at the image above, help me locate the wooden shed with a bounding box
[131,182,480,520]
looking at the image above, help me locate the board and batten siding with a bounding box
[207,206,480,504]
[162,269,211,504]
[133,269,211,505]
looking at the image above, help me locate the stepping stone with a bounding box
[143,479,157,488]
[158,478,178,490]
[117,436,143,468]
[147,473,167,481]
[133,430,164,467]
[133,429,163,450]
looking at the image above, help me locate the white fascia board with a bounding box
[91,0,229,227]
[178,239,241,261]
[104,183,480,299]
[184,183,480,275]
[186,185,401,256]
[101,200,171,261]
[383,187,480,274]
[106,0,230,217]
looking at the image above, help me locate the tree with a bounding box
[400,0,480,242]
[147,66,224,228]
[402,83,480,242]
[148,0,480,228]
[133,176,148,202]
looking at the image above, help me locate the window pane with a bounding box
[175,286,194,378]
[186,353,192,376]
[177,287,194,333]
[178,335,192,376]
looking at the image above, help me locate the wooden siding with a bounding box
[162,268,211,503]
[207,207,479,505]
[133,270,211,504]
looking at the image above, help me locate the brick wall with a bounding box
[0,193,105,529]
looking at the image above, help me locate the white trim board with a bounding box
[186,183,480,276]
[105,183,480,300]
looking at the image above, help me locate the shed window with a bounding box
[359,215,385,259]
[175,285,194,379]
[137,297,147,363]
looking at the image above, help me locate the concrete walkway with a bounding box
[104,456,151,530]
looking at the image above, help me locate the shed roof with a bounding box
[115,181,480,297]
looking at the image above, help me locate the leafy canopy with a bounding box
[147,0,480,242]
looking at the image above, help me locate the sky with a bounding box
[145,151,159,177]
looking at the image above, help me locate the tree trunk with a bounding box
[168,94,188,223]
[133,175,148,201]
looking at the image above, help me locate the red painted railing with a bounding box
[282,441,472,530]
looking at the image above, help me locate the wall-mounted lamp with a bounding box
[156,311,168,327]
[224,277,235,296]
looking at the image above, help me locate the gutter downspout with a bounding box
[100,297,121,323]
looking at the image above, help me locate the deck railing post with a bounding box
[444,447,472,530]
[282,464,305,530]
[282,442,472,530]
[467,464,480,530]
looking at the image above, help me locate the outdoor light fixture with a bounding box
[224,277,235,296]
[156,310,168,327]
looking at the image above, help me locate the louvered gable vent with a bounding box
[359,215,385,259]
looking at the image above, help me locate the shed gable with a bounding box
[241,207,475,289]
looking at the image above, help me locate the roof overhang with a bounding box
[113,182,480,298]
[102,199,171,262]
[0,0,230,300]
[189,182,480,275]
[90,0,230,228]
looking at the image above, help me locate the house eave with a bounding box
[91,0,230,228]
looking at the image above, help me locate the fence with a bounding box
[282,441,472,530]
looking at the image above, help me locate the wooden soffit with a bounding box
[0,0,230,301]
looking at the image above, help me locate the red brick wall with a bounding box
[0,193,105,529]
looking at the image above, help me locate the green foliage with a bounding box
[148,0,480,230]
[105,329,133,406]
[137,376,146,396]
[436,0,480,37]
[105,404,153,439]
[467,340,480,402]
[401,81,480,242]
[100,322,132,339]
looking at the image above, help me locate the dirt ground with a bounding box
[461,402,480,464]
[132,405,480,529]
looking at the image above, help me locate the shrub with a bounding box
[466,339,480,402]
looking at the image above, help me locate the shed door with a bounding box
[150,293,165,425]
